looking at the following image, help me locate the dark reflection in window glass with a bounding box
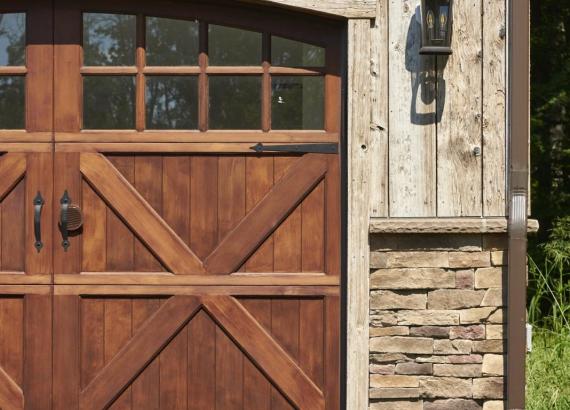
[83,13,136,66]
[0,14,25,66]
[208,25,261,66]
[209,76,261,129]
[146,76,198,129]
[146,17,199,66]
[272,76,324,130]
[271,36,325,67]
[0,76,24,128]
[83,76,135,129]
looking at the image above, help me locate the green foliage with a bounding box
[526,330,570,410]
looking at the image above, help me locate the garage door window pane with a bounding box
[146,17,199,66]
[271,36,324,67]
[83,76,135,129]
[0,13,25,66]
[272,76,324,129]
[209,76,261,129]
[146,76,198,129]
[83,13,136,66]
[208,25,261,66]
[0,76,24,128]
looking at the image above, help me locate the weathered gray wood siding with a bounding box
[370,0,507,217]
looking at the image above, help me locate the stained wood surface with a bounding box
[242,0,375,18]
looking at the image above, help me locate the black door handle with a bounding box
[59,190,71,251]
[33,192,44,252]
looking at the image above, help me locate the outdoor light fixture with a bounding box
[420,0,453,55]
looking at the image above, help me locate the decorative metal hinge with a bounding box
[250,143,338,154]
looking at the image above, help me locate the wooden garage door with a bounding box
[51,1,343,410]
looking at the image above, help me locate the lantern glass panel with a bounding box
[421,0,453,55]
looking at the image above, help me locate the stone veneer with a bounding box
[368,234,507,410]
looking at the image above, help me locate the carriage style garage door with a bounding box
[0,1,342,409]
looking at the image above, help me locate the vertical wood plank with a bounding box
[131,299,160,410]
[134,156,163,271]
[190,157,218,260]
[159,320,188,409]
[217,156,246,241]
[346,18,371,410]
[324,296,340,410]
[162,156,191,249]
[271,299,300,409]
[215,327,243,409]
[325,155,341,277]
[107,156,135,272]
[53,296,80,410]
[80,298,105,389]
[54,152,81,275]
[388,0,436,216]
[370,0,389,217]
[24,295,52,410]
[274,157,302,273]
[82,181,107,272]
[301,181,325,272]
[483,0,507,216]
[241,299,271,410]
[299,299,324,388]
[105,299,132,410]
[187,309,215,410]
[26,153,53,275]
[245,156,274,272]
[437,0,483,216]
[1,180,25,271]
[0,298,23,386]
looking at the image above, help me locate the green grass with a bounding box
[526,329,570,410]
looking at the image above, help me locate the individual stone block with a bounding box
[473,377,504,399]
[488,309,504,324]
[459,307,498,324]
[371,312,398,326]
[491,251,507,266]
[371,353,411,363]
[370,326,410,337]
[433,364,482,377]
[396,362,433,375]
[456,270,475,289]
[434,340,473,355]
[448,355,483,364]
[370,337,434,354]
[482,355,504,376]
[486,325,504,340]
[397,310,460,326]
[374,252,450,269]
[450,325,486,340]
[370,375,420,388]
[371,291,427,310]
[482,400,505,410]
[472,340,505,354]
[428,290,485,310]
[370,269,455,290]
[369,388,420,399]
[481,288,505,307]
[475,268,505,288]
[448,252,491,268]
[419,377,473,398]
[410,326,450,338]
[370,364,396,375]
[424,399,482,410]
[370,401,423,410]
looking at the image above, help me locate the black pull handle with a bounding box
[33,192,44,253]
[60,190,70,251]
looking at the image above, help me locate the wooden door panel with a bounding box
[55,152,339,284]
[0,153,52,283]
[54,292,338,410]
[0,291,51,410]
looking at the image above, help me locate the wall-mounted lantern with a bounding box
[420,0,453,55]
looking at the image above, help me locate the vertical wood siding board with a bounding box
[2,180,25,271]
[483,0,507,216]
[436,0,484,216]
[0,298,24,410]
[82,179,107,272]
[324,296,340,410]
[347,18,371,410]
[369,0,389,217]
[187,309,216,410]
[159,321,188,409]
[388,0,436,216]
[80,298,105,389]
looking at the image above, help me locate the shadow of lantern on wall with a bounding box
[420,0,453,55]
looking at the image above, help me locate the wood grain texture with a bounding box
[202,296,325,410]
[0,365,23,410]
[80,296,201,410]
[370,216,540,233]
[187,309,215,410]
[0,154,26,201]
[388,0,437,216]
[80,153,205,274]
[346,18,371,410]
[242,0,375,18]
[437,0,483,216]
[369,0,389,217]
[483,0,507,216]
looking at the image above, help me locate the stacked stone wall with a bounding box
[369,234,508,410]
